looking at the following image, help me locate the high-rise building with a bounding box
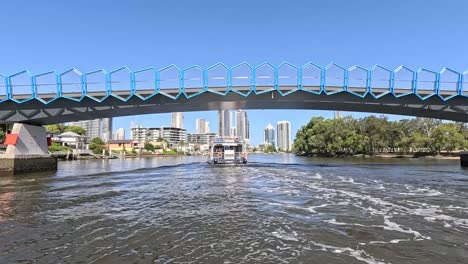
[171,112,184,129]
[68,118,112,142]
[196,118,208,134]
[217,110,231,137]
[277,121,291,151]
[230,127,237,137]
[264,124,275,147]
[113,128,125,140]
[236,110,249,142]
[101,118,113,142]
[205,121,210,134]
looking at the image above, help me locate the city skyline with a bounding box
[126,109,299,146]
[120,110,412,146]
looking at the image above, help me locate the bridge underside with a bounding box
[0,88,467,124]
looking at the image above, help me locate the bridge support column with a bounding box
[460,152,468,167]
[0,123,57,176]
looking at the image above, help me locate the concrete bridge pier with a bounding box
[0,123,57,176]
[460,152,468,167]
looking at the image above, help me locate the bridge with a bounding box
[0,62,467,175]
[0,62,467,124]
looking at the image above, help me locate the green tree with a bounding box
[48,142,70,152]
[45,124,65,134]
[89,137,106,154]
[293,115,468,157]
[357,115,389,153]
[64,125,86,135]
[407,132,433,153]
[144,142,155,152]
[433,123,466,153]
[293,117,325,155]
[0,128,5,143]
[264,144,277,153]
[163,149,177,155]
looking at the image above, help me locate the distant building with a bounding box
[107,140,137,153]
[67,118,112,142]
[218,110,231,137]
[160,127,187,146]
[205,121,210,134]
[171,112,184,129]
[334,111,343,119]
[130,125,147,142]
[196,118,209,134]
[236,110,249,142]
[187,133,216,145]
[101,118,112,142]
[130,126,186,147]
[277,121,291,151]
[256,144,267,152]
[52,131,90,150]
[113,128,125,140]
[264,124,275,147]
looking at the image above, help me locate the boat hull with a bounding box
[208,158,247,165]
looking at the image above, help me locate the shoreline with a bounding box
[252,152,460,160]
[299,153,460,160]
[54,152,461,161]
[52,153,185,160]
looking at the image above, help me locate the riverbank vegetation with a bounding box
[264,145,277,153]
[48,142,71,152]
[0,124,10,142]
[89,137,106,154]
[293,116,467,156]
[45,124,86,135]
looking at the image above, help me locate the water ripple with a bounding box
[0,155,467,263]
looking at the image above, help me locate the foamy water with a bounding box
[0,155,467,263]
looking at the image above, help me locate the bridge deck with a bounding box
[0,62,464,124]
[0,85,466,125]
[4,86,456,101]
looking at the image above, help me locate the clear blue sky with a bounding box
[1,0,467,145]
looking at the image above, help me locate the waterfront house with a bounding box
[107,140,137,153]
[53,132,90,150]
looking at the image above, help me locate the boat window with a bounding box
[224,146,235,151]
[214,145,224,152]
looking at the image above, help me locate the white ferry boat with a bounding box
[208,137,247,164]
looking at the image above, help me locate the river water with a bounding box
[1,154,468,264]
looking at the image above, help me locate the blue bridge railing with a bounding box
[0,62,466,104]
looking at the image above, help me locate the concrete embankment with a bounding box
[0,155,57,176]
